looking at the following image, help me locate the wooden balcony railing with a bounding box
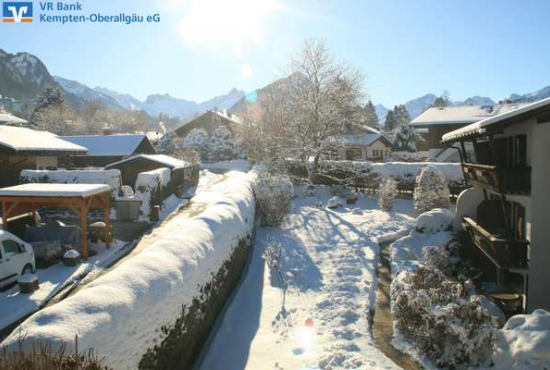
[462,216,529,269]
[462,163,531,195]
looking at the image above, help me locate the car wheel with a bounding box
[22,264,33,276]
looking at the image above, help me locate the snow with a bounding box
[18,274,38,284]
[63,249,80,259]
[134,168,171,220]
[411,103,529,127]
[442,96,550,142]
[1,170,258,370]
[106,154,190,170]
[327,196,345,209]
[414,208,454,234]
[200,186,416,370]
[20,169,122,196]
[0,183,111,198]
[201,160,251,172]
[493,309,550,369]
[325,133,387,146]
[60,134,148,156]
[0,239,126,332]
[0,113,27,125]
[0,125,87,153]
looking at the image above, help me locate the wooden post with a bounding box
[80,198,88,260]
[1,200,8,230]
[103,192,111,248]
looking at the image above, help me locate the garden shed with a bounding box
[105,154,199,192]
[0,183,112,259]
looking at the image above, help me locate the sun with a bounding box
[177,0,281,50]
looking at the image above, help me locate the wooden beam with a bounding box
[80,198,88,260]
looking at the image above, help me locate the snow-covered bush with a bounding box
[415,208,454,234]
[378,177,398,211]
[493,309,550,369]
[392,266,498,367]
[208,126,244,162]
[181,128,209,160]
[254,173,293,226]
[327,196,344,209]
[413,165,450,213]
[421,244,459,275]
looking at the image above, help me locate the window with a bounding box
[2,240,24,255]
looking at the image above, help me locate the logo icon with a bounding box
[3,2,33,23]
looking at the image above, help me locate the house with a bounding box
[174,110,239,137]
[323,132,392,161]
[0,125,87,188]
[105,154,199,191]
[411,103,528,162]
[61,134,157,168]
[442,97,550,313]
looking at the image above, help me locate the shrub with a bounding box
[413,164,450,213]
[378,177,398,211]
[181,128,209,161]
[0,337,111,370]
[254,174,293,226]
[391,266,497,367]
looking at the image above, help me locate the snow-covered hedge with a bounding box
[285,160,464,193]
[20,169,122,196]
[254,173,293,226]
[414,164,450,213]
[2,170,258,370]
[134,168,171,220]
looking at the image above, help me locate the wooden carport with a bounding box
[0,183,112,259]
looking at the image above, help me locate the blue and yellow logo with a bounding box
[3,2,33,23]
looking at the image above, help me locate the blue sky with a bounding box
[1,0,549,107]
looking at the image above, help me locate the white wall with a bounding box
[35,156,57,170]
[527,120,550,311]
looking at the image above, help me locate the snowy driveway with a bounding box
[200,189,415,370]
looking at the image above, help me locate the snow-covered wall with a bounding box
[20,169,122,196]
[2,170,258,370]
[134,168,171,220]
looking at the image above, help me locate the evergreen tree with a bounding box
[384,110,397,131]
[181,128,209,161]
[431,92,451,108]
[395,105,411,126]
[392,122,418,152]
[208,126,244,161]
[364,100,379,130]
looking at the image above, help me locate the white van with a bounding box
[0,230,36,289]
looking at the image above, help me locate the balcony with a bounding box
[462,216,529,270]
[462,163,531,195]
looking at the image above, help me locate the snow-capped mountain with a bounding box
[94,87,246,119]
[0,48,59,100]
[54,76,122,110]
[93,86,144,111]
[403,94,438,118]
[374,104,389,123]
[509,85,550,103]
[458,96,495,106]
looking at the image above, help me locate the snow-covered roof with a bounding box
[60,134,149,156]
[0,183,111,198]
[326,133,390,147]
[410,103,529,127]
[106,154,191,169]
[0,125,87,154]
[0,113,27,125]
[442,97,550,142]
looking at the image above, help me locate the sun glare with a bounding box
[177,0,280,51]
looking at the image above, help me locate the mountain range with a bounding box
[1,47,549,126]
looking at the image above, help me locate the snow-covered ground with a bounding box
[0,239,126,333]
[200,186,416,370]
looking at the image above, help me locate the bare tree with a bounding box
[239,39,365,182]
